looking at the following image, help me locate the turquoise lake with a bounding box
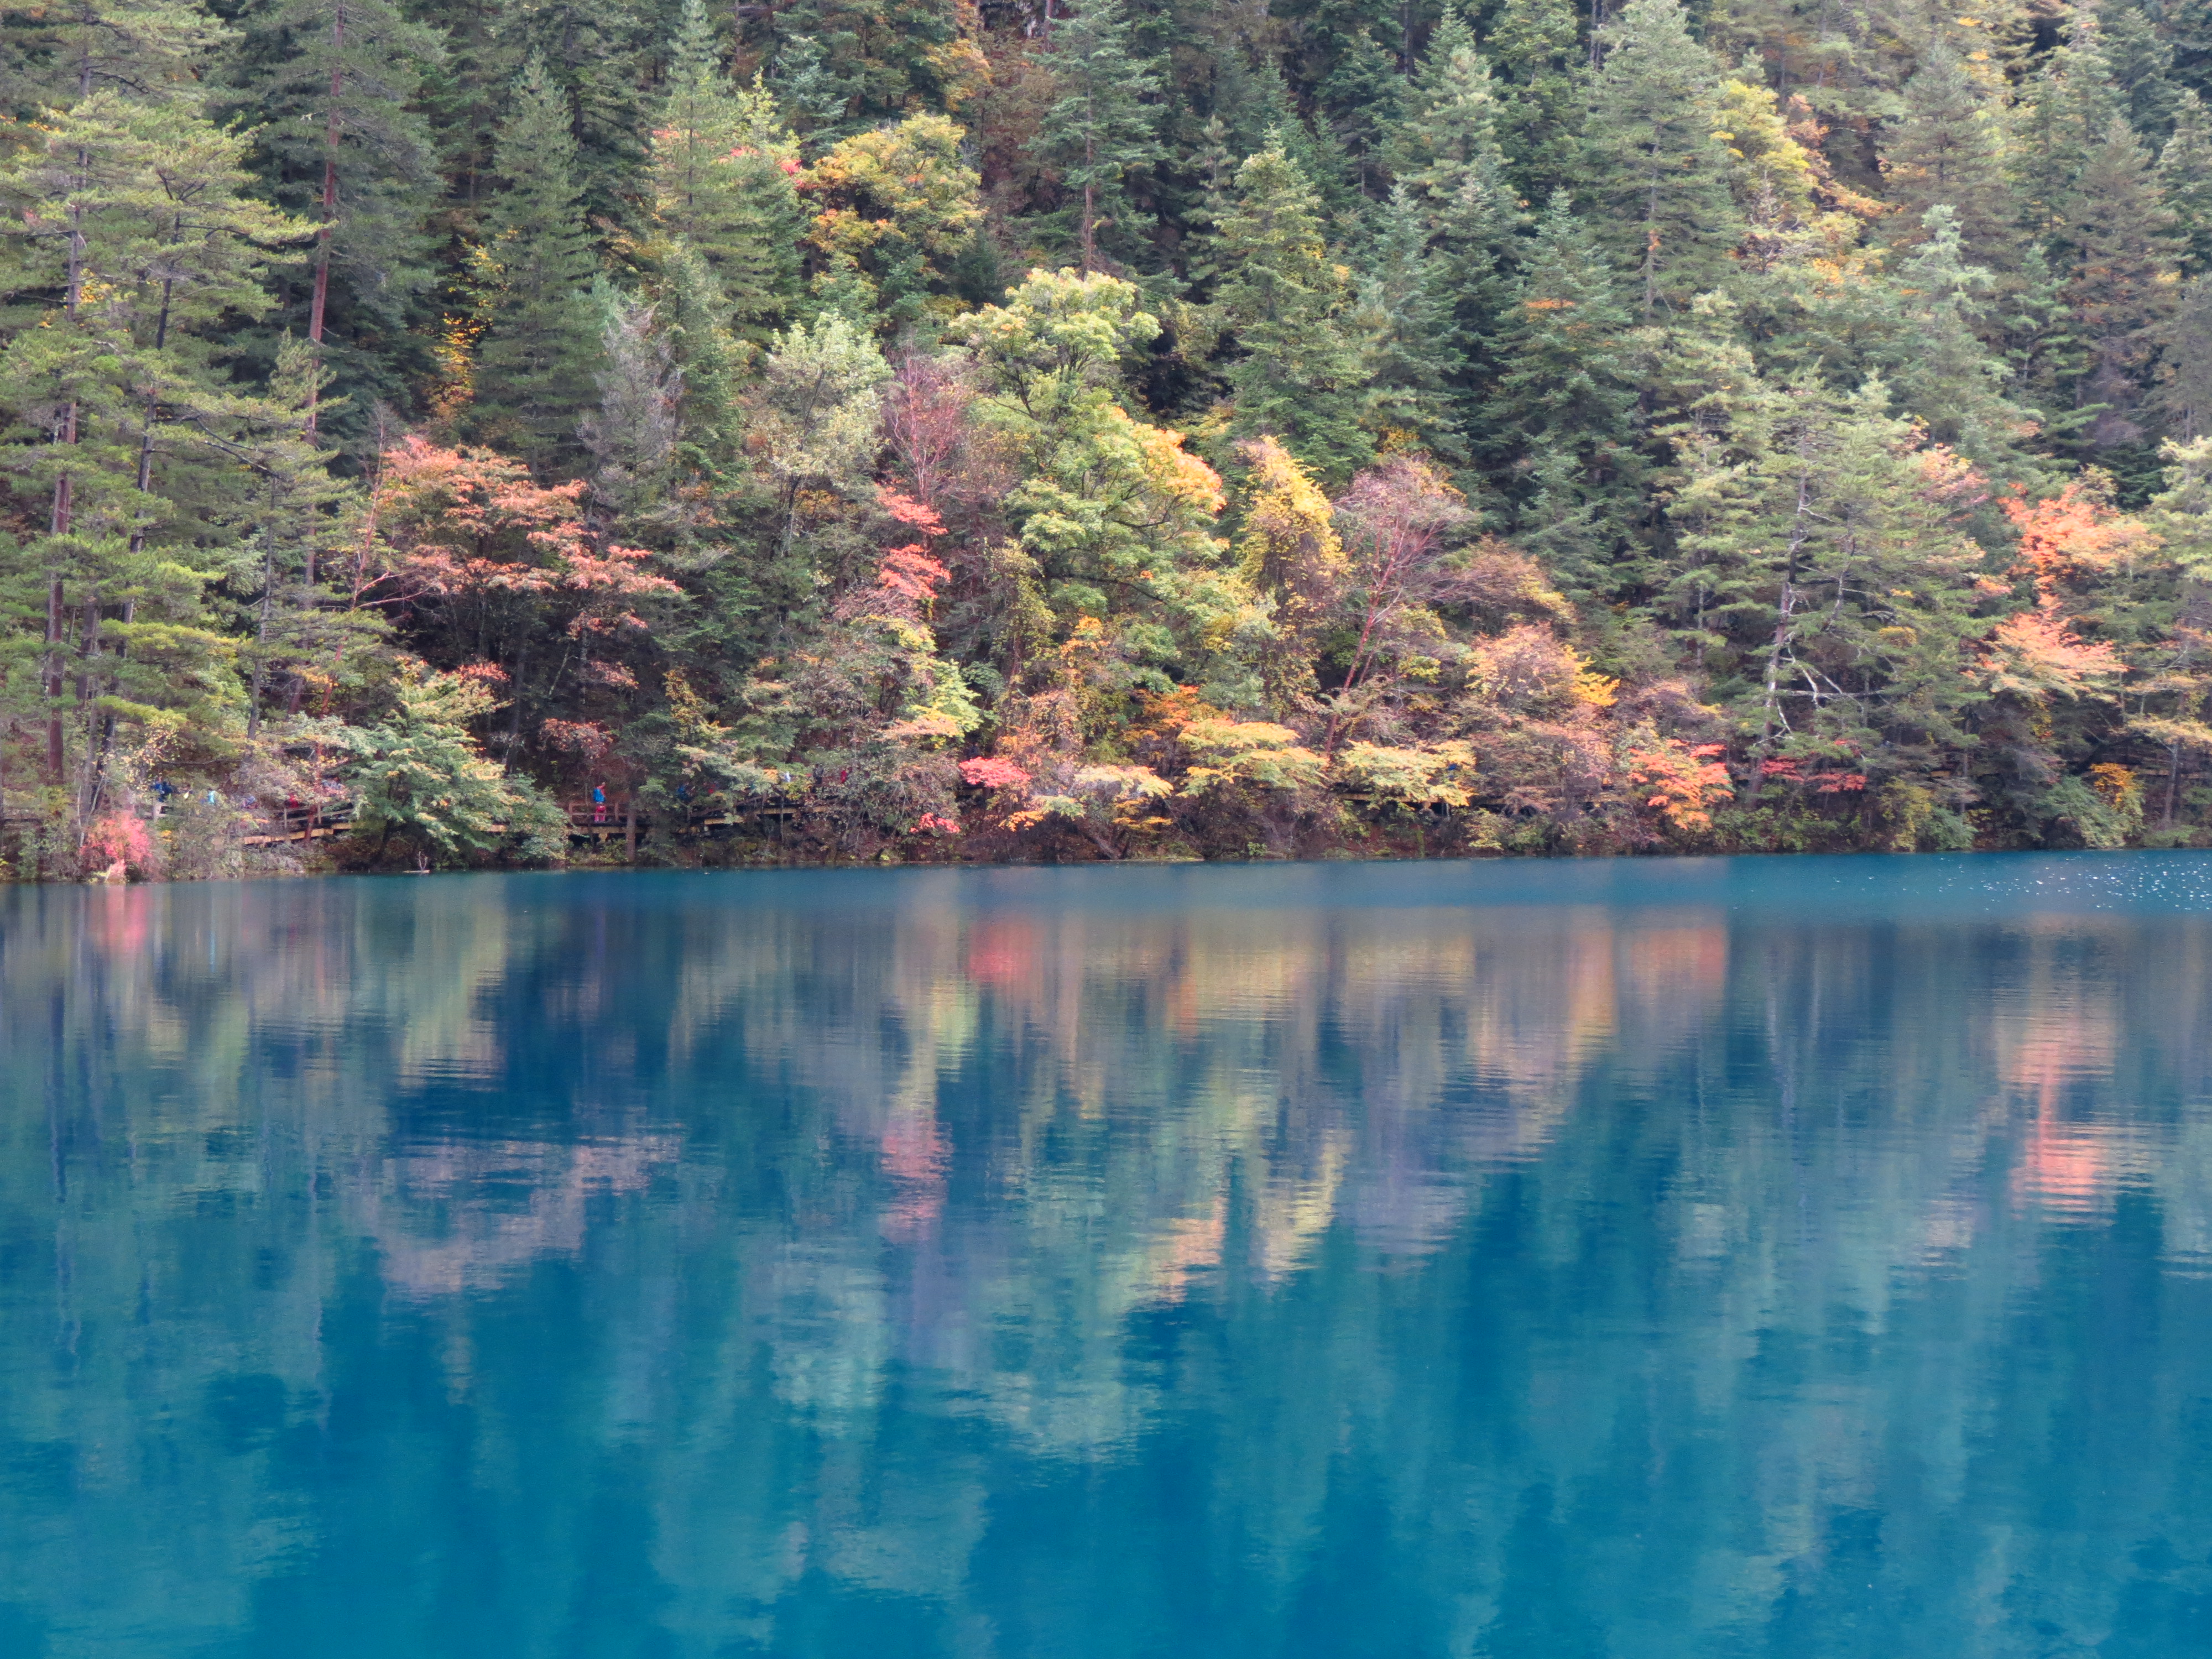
[8,854,2212,1656]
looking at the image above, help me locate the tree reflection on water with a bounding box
[6,863,2212,1656]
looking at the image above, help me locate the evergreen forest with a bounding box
[8,0,2212,873]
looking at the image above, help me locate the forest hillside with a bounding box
[6,0,2212,874]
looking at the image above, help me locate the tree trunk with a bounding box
[247,487,278,740]
[83,597,133,828]
[43,565,65,782]
[46,142,88,786]
[306,5,347,434]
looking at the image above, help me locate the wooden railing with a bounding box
[239,799,357,848]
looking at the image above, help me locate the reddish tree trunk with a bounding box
[306,8,346,434]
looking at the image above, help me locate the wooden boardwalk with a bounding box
[239,800,358,848]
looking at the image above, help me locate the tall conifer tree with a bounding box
[1481,190,1641,592]
[226,0,442,428]
[1037,0,1163,272]
[645,0,804,342]
[2160,90,2212,277]
[471,57,600,467]
[1879,44,2012,266]
[1214,139,1372,484]
[1582,0,1742,316]
[1485,0,1583,205]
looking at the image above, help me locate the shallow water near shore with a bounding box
[7,852,2212,1656]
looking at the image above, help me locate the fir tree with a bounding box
[1875,207,2041,480]
[767,33,853,152]
[1037,0,1164,272]
[645,0,804,342]
[2010,22,2127,248]
[2104,1,2182,139]
[486,0,658,226]
[2060,116,2180,453]
[2159,90,2212,278]
[581,284,679,527]
[1386,8,1510,217]
[1481,191,1642,593]
[1213,139,1373,486]
[471,57,601,467]
[1353,185,1467,463]
[1485,0,1584,205]
[1308,14,1404,192]
[2153,274,2212,441]
[2174,0,2212,105]
[1383,9,1520,405]
[1879,43,2012,266]
[1582,0,1743,316]
[757,0,966,131]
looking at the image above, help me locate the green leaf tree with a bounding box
[326,660,566,864]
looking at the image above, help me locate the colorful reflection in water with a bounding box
[7,855,2212,1656]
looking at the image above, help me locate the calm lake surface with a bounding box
[7,855,2212,1657]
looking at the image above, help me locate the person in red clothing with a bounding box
[591,783,607,825]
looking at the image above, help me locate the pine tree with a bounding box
[645,0,805,342]
[1729,378,1988,771]
[1879,43,2013,266]
[1213,139,1373,486]
[2159,90,2212,277]
[1582,0,1743,316]
[1485,0,1584,205]
[471,56,601,467]
[0,91,309,803]
[1037,0,1163,272]
[225,0,443,432]
[8,0,229,108]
